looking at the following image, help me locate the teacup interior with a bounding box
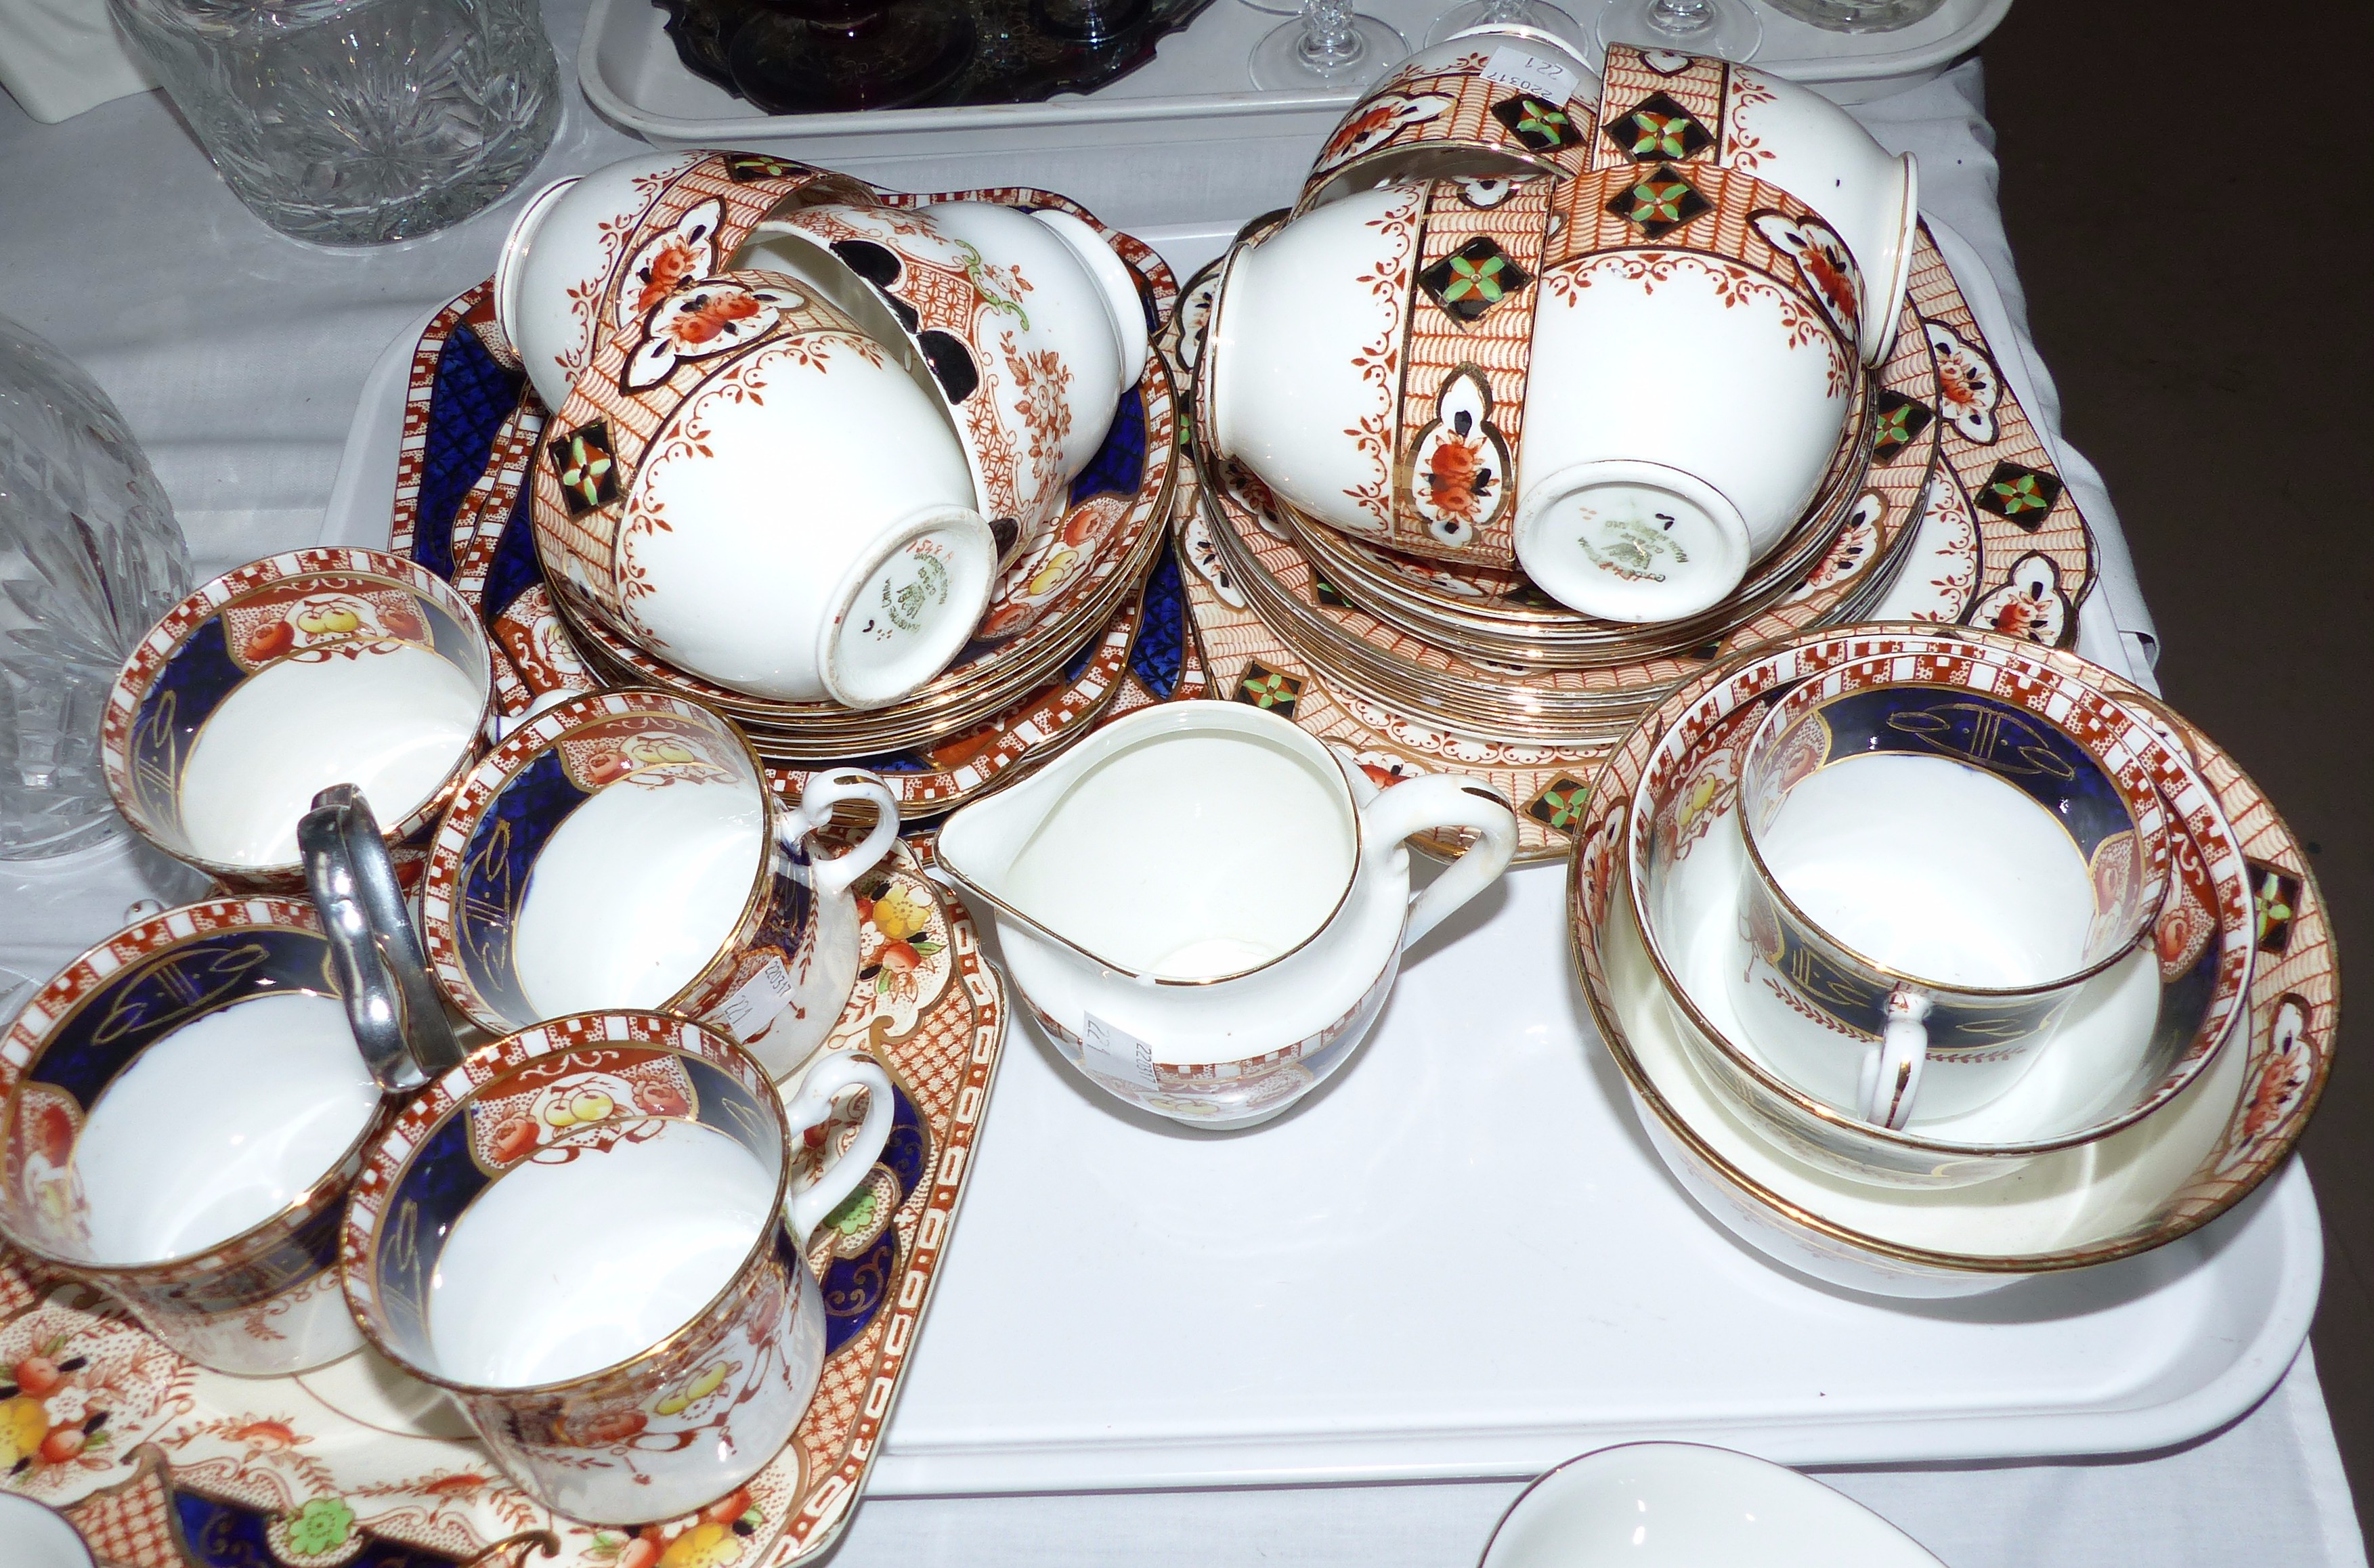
[71,991,378,1265]
[129,573,491,869]
[998,726,1356,980]
[177,647,483,867]
[459,714,768,1026]
[1743,682,2147,987]
[429,1118,775,1387]
[1754,752,2093,988]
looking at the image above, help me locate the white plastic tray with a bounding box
[310,290,2319,1491]
[578,0,2011,234]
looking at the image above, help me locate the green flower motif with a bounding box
[283,1496,356,1557]
[2255,871,2295,946]
[826,1185,880,1239]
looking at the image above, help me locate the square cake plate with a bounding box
[310,212,2319,1494]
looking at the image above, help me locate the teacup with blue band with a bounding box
[1729,650,2173,1130]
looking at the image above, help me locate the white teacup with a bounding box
[938,700,1518,1129]
[1593,44,1918,365]
[1727,653,2174,1128]
[101,548,495,891]
[737,200,1150,566]
[0,898,411,1374]
[531,266,998,709]
[423,690,899,1078]
[342,1014,893,1525]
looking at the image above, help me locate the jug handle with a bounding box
[300,785,466,1096]
[1357,777,1519,949]
[783,769,901,902]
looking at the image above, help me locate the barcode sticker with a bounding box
[1481,44,1580,105]
[716,955,796,1043]
[1080,1013,1160,1087]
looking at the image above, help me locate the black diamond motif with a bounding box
[1973,461,2064,529]
[1605,165,1711,240]
[1490,93,1582,153]
[1871,391,1936,464]
[1419,237,1535,324]
[2248,860,2304,955]
[547,420,622,517]
[1235,660,1303,719]
[1606,91,1714,163]
[1527,776,1590,832]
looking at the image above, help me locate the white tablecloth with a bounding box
[0,14,2360,1566]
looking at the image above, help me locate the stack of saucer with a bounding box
[554,387,1176,764]
[1565,622,2333,1297]
[1178,262,1937,753]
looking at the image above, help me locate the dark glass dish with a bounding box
[655,0,1221,114]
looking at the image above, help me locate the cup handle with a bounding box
[785,769,901,902]
[299,785,465,1096]
[1860,988,1931,1131]
[1354,775,1519,949]
[781,1052,897,1247]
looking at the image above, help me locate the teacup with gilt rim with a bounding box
[340,1012,894,1525]
[0,898,408,1374]
[1628,628,2253,1186]
[99,547,495,893]
[420,689,899,1079]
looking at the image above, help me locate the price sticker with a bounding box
[1481,44,1580,106]
[1080,1012,1160,1087]
[716,954,796,1044]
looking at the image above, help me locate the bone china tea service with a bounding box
[937,701,1519,1128]
[0,74,2341,1563]
[421,689,899,1076]
[339,1013,893,1523]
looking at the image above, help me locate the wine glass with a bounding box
[1593,0,1761,63]
[1249,0,1408,89]
[1426,0,1589,52]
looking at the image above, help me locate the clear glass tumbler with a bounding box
[109,0,562,245]
[0,316,192,859]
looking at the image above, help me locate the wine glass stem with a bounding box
[1298,0,1367,67]
[1648,0,1717,36]
[1479,0,1530,21]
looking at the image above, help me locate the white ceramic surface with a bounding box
[599,318,997,708]
[936,699,1517,1128]
[175,644,485,868]
[74,992,378,1265]
[1513,249,1852,619]
[1703,62,1918,364]
[431,1116,780,1386]
[1481,1441,1945,1567]
[1606,873,2249,1297]
[0,1493,93,1568]
[494,149,708,412]
[1203,186,1419,554]
[735,200,1149,564]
